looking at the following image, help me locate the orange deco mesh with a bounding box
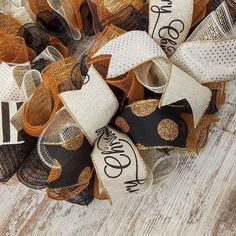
[182,113,219,154]
[23,57,78,137]
[192,0,209,27]
[88,25,144,104]
[28,0,53,16]
[87,25,125,62]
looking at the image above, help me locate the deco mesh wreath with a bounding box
[0,0,235,205]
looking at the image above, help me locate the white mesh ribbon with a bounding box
[92,126,153,201]
[12,62,31,89]
[59,66,119,144]
[20,69,42,100]
[11,69,43,132]
[93,30,212,126]
[33,46,64,63]
[187,1,234,42]
[0,0,33,24]
[148,0,194,56]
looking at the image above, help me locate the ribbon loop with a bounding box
[92,126,153,200]
[60,66,119,144]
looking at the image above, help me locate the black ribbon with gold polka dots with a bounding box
[115,99,188,150]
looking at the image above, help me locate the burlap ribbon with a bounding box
[92,30,212,127]
[59,66,153,200]
[149,0,194,56]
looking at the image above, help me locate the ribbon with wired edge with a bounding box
[59,65,153,201]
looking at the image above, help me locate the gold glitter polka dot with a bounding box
[157,119,179,141]
[136,143,146,150]
[115,117,130,133]
[62,133,84,150]
[130,99,159,117]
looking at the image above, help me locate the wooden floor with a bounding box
[0,39,236,235]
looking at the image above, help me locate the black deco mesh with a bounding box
[0,132,37,182]
[17,148,51,190]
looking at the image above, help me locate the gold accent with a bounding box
[93,175,109,200]
[115,117,130,133]
[181,113,219,154]
[47,160,62,183]
[203,81,226,108]
[62,133,85,150]
[157,119,179,141]
[78,167,92,186]
[136,143,146,150]
[129,99,159,117]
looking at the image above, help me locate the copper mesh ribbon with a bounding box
[0,32,29,63]
[88,0,147,33]
[192,0,209,26]
[0,13,22,36]
[95,0,144,23]
[23,57,78,137]
[88,26,144,104]
[28,0,53,16]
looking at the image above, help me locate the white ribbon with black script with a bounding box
[149,0,194,56]
[92,126,152,201]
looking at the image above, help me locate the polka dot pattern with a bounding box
[0,63,23,101]
[171,40,236,82]
[94,31,167,79]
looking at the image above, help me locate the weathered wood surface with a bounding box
[0,37,236,235]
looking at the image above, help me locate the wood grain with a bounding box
[0,42,236,236]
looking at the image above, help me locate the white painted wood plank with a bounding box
[0,45,235,236]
